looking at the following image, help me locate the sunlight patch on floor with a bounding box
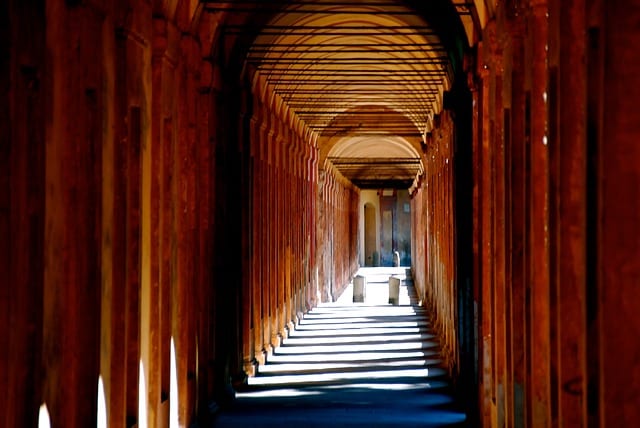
[322,382,441,392]
[138,360,147,428]
[239,388,324,398]
[283,333,432,346]
[248,367,439,386]
[170,337,179,428]
[273,340,435,355]
[256,358,441,375]
[266,349,435,363]
[295,320,424,329]
[288,326,424,337]
[97,376,107,428]
[38,404,51,428]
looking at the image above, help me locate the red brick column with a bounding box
[43,2,124,426]
[598,0,640,424]
[283,125,293,334]
[504,10,527,428]
[1,1,45,426]
[239,84,256,377]
[196,85,214,414]
[491,31,508,428]
[476,45,495,427]
[259,103,272,358]
[548,0,588,425]
[250,96,265,366]
[149,14,175,427]
[527,1,551,425]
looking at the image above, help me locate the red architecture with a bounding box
[2,0,639,427]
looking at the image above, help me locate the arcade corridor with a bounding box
[2,0,640,427]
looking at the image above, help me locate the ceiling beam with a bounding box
[248,47,447,54]
[252,58,448,64]
[203,0,414,5]
[260,71,448,77]
[206,6,433,16]
[350,179,414,189]
[222,25,437,36]
[328,157,421,163]
[268,81,444,87]
[277,89,439,94]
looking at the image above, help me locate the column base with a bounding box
[243,358,259,378]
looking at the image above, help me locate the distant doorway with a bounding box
[364,203,377,266]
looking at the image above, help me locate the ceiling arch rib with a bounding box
[326,134,423,188]
[248,8,451,134]
[205,0,456,189]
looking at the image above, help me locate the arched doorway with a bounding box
[364,203,377,266]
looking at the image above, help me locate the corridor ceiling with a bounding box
[204,0,476,189]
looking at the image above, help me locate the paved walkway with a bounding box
[212,267,467,427]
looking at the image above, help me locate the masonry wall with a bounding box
[318,163,360,302]
[410,112,458,379]
[395,190,412,266]
[1,1,46,427]
[241,81,322,373]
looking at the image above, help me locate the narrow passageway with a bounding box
[213,268,467,427]
[5,1,640,427]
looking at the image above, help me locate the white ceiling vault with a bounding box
[203,0,487,188]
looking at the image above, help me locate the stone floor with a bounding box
[212,267,468,427]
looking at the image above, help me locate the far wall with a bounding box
[358,189,412,267]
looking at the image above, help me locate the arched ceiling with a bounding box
[203,0,477,189]
[326,134,423,188]
[247,4,451,136]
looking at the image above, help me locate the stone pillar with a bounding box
[598,0,640,424]
[43,2,111,426]
[196,79,215,416]
[505,11,527,428]
[149,14,179,426]
[172,32,203,425]
[1,1,45,426]
[266,112,277,352]
[527,1,551,425]
[239,83,256,377]
[211,82,243,406]
[283,126,293,333]
[250,97,265,366]
[491,30,508,428]
[275,119,284,341]
[548,0,588,425]
[159,61,177,426]
[257,103,267,358]
[309,142,319,308]
[477,41,495,428]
